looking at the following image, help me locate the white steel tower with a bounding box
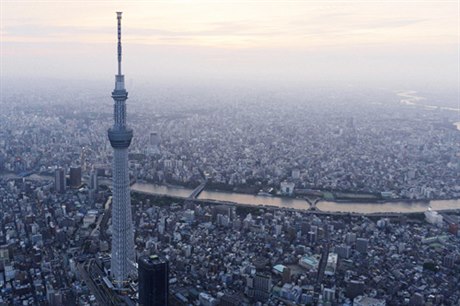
[108,11,135,287]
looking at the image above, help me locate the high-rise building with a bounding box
[353,296,386,306]
[346,280,365,299]
[150,132,160,146]
[253,274,271,302]
[108,12,135,287]
[356,238,368,254]
[89,170,98,191]
[138,255,169,306]
[345,232,357,245]
[147,132,161,155]
[282,266,291,283]
[322,288,335,302]
[54,168,65,193]
[69,166,81,188]
[335,245,351,259]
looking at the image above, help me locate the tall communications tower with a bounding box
[108,11,135,287]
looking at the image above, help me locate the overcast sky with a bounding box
[1,0,458,88]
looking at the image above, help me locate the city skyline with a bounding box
[0,2,460,305]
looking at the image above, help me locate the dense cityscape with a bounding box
[0,176,459,305]
[1,77,460,305]
[2,3,460,306]
[1,82,459,201]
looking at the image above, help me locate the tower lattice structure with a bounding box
[108,11,135,287]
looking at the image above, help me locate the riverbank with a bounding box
[131,182,460,214]
[2,171,458,204]
[184,183,458,205]
[2,173,459,214]
[138,176,460,204]
[131,190,460,218]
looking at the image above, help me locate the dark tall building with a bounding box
[54,168,66,193]
[138,255,169,306]
[253,274,271,302]
[69,166,82,188]
[356,238,368,254]
[89,170,98,191]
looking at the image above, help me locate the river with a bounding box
[131,182,460,214]
[2,174,459,214]
[397,90,460,113]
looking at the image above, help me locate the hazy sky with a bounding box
[1,0,459,88]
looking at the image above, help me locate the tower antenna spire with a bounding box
[109,11,134,288]
[117,11,122,75]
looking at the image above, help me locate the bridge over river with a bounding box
[130,182,460,214]
[2,173,459,214]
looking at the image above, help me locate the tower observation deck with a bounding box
[108,11,135,288]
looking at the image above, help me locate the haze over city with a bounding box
[1,1,460,306]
